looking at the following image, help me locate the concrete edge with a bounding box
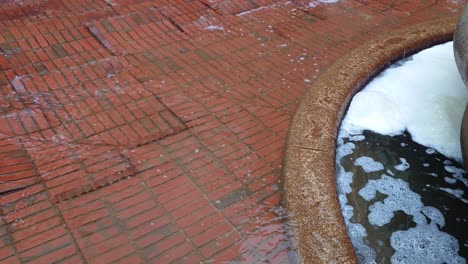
[282,17,458,264]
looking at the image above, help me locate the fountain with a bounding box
[335,41,467,263]
[283,10,467,263]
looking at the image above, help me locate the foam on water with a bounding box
[355,157,384,173]
[446,177,458,184]
[394,158,410,171]
[358,175,425,226]
[341,201,377,263]
[439,188,465,199]
[445,166,468,187]
[391,224,465,264]
[336,141,356,195]
[336,42,467,263]
[341,42,468,163]
[350,134,366,142]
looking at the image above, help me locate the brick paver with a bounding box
[0,0,464,263]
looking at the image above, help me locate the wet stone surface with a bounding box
[0,0,465,263]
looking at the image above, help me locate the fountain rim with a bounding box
[282,17,458,264]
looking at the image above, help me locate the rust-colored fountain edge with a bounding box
[282,17,458,264]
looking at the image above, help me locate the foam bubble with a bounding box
[349,134,366,142]
[439,187,464,199]
[394,158,410,171]
[339,194,377,263]
[391,224,465,264]
[445,166,465,174]
[340,42,468,163]
[347,220,377,263]
[445,177,458,184]
[336,42,467,263]
[336,169,354,195]
[336,140,378,263]
[359,175,425,226]
[421,206,445,228]
[426,148,436,154]
[358,176,465,263]
[354,157,384,173]
[336,142,356,194]
[445,166,468,187]
[338,142,356,157]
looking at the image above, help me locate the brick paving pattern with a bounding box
[0,0,464,263]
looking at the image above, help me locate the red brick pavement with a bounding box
[0,0,464,263]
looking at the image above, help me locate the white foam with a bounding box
[354,157,384,173]
[343,204,377,263]
[337,141,355,157]
[349,134,366,142]
[358,175,425,226]
[204,25,224,31]
[445,166,468,187]
[394,158,410,171]
[309,0,339,8]
[337,156,466,262]
[340,42,468,163]
[391,224,465,264]
[445,166,464,174]
[336,142,356,194]
[358,176,465,263]
[336,42,467,263]
[445,177,457,184]
[336,140,378,263]
[421,206,445,228]
[426,148,436,155]
[439,187,464,199]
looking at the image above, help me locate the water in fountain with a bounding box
[336,42,468,264]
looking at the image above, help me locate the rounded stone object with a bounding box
[454,5,468,86]
[283,17,457,264]
[455,5,468,168]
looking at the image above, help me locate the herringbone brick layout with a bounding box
[0,0,464,263]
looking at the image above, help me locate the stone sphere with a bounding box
[454,5,468,86]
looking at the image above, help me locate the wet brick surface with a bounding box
[0,0,465,263]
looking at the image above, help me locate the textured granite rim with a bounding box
[282,17,458,264]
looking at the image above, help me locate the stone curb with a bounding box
[282,17,458,264]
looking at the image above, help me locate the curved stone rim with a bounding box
[282,17,458,264]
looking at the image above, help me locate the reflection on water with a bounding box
[238,205,299,263]
[199,202,299,263]
[337,130,467,263]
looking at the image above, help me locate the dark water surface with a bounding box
[337,130,468,263]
